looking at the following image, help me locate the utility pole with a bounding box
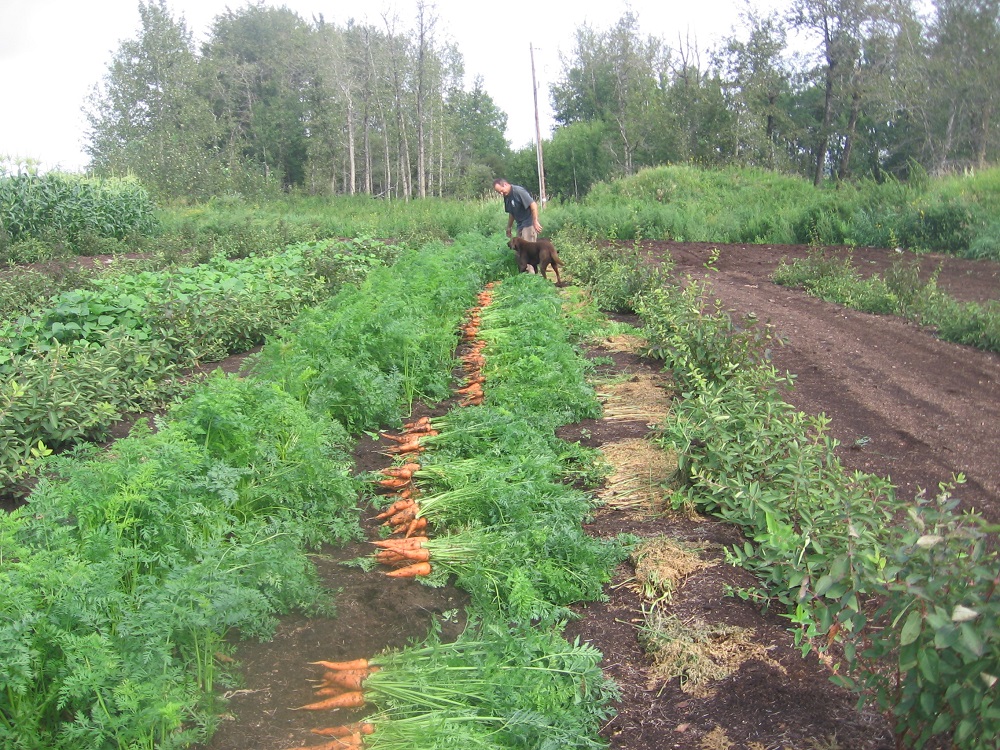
[530,43,547,210]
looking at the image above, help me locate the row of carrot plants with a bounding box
[0,237,400,494]
[0,235,490,748]
[1,234,625,749]
[283,268,629,747]
[558,234,999,749]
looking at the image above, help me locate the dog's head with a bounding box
[507,237,523,251]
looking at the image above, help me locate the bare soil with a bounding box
[8,241,999,749]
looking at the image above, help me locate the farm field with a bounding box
[192,240,1000,750]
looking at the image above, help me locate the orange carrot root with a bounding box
[316,667,379,685]
[297,735,363,749]
[374,549,407,564]
[396,547,431,563]
[379,464,420,479]
[309,658,369,672]
[404,517,428,537]
[293,690,366,710]
[312,722,376,738]
[387,444,424,455]
[376,477,411,489]
[384,561,433,578]
[372,541,426,553]
[383,506,417,526]
[317,670,368,691]
[372,536,428,549]
[378,432,410,443]
[374,498,415,519]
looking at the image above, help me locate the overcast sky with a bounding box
[0,0,776,173]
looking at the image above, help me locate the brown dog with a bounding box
[507,236,562,284]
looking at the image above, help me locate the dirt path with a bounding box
[655,241,1000,522]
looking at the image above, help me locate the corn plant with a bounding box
[0,172,157,251]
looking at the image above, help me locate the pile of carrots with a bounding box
[454,282,495,407]
[372,454,428,540]
[377,416,439,456]
[367,281,500,566]
[292,659,380,748]
[371,535,433,578]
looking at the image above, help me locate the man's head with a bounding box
[492,179,511,196]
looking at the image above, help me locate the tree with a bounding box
[924,0,1000,170]
[542,121,613,200]
[444,77,510,197]
[719,8,795,168]
[552,12,668,176]
[787,0,915,184]
[85,0,224,199]
[202,4,314,188]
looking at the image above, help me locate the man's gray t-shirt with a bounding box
[504,184,535,230]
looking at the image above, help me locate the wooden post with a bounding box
[530,43,547,210]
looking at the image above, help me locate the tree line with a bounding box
[85,0,510,201]
[85,0,999,202]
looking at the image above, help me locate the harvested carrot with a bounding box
[376,477,411,490]
[387,442,424,455]
[374,498,415,519]
[309,658,368,672]
[395,547,431,563]
[379,463,420,478]
[403,416,431,429]
[293,690,366,710]
[384,506,417,526]
[317,670,368,691]
[312,722,376,738]
[317,666,379,684]
[385,561,433,578]
[375,549,407,564]
[379,431,414,443]
[402,424,434,435]
[404,517,428,537]
[372,536,428,549]
[296,735,363,748]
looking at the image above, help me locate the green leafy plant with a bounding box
[835,482,1000,749]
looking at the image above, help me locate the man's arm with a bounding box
[529,201,543,234]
